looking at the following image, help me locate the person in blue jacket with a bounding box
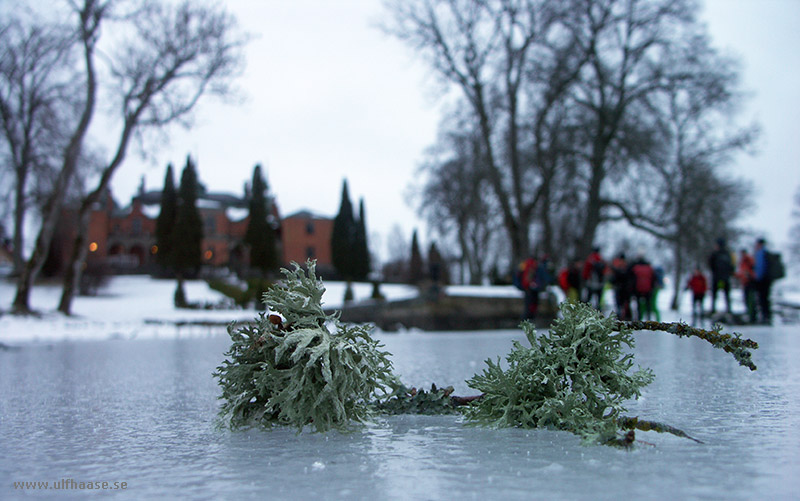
[753,238,772,325]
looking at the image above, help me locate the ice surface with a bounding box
[1,326,799,500]
[1,274,799,498]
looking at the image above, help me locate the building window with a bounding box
[306,221,315,235]
[205,216,216,235]
[132,218,142,236]
[306,246,315,260]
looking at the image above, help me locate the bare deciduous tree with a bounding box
[0,18,78,275]
[383,0,578,265]
[415,108,501,284]
[567,0,702,258]
[605,31,756,309]
[388,0,756,283]
[7,0,245,316]
[11,0,105,314]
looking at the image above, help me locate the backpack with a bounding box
[712,250,733,277]
[632,263,654,294]
[587,260,606,289]
[512,269,524,291]
[767,251,785,281]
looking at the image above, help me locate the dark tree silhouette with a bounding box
[244,164,278,276]
[172,156,203,305]
[154,163,177,274]
[331,179,356,280]
[409,229,424,285]
[353,198,371,281]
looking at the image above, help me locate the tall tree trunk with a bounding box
[12,168,26,274]
[580,164,604,260]
[539,171,555,260]
[57,209,91,315]
[11,211,57,313]
[58,111,138,314]
[670,241,683,311]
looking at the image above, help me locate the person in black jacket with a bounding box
[708,238,734,315]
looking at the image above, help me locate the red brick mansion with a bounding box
[51,185,334,277]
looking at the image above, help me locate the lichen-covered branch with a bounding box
[215,267,756,448]
[618,416,704,444]
[617,320,758,370]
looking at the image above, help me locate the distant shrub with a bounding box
[79,260,111,296]
[245,277,271,310]
[207,278,273,309]
[207,279,249,307]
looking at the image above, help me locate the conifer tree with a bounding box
[408,229,424,284]
[331,179,356,280]
[244,164,278,276]
[428,241,445,283]
[154,163,177,274]
[353,198,371,281]
[173,156,203,292]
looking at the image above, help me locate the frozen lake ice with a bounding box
[1,325,799,500]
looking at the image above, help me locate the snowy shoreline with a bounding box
[2,274,798,344]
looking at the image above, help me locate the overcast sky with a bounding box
[106,0,800,258]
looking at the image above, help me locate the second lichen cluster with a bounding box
[463,301,655,443]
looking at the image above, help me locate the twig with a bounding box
[616,320,758,371]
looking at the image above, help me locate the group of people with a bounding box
[516,237,780,325]
[686,238,776,325]
[517,247,664,322]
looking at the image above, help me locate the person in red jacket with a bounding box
[686,267,708,324]
[736,248,756,323]
[629,254,655,321]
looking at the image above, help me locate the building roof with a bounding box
[134,190,248,209]
[285,209,332,220]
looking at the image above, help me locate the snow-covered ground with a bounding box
[0,276,417,343]
[1,273,798,344]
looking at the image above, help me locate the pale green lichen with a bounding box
[462,301,655,443]
[214,261,398,433]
